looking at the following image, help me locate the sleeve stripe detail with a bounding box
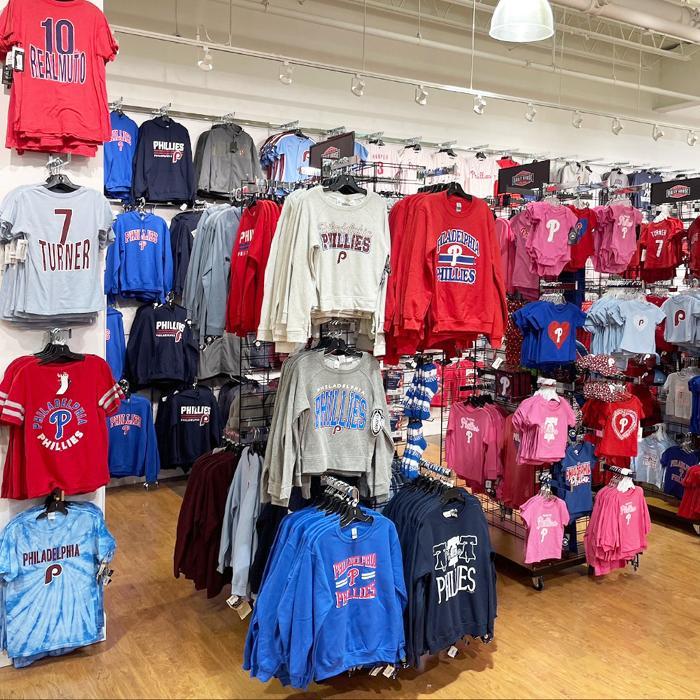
[2,407,23,421]
[98,384,122,407]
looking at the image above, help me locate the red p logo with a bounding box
[45,564,63,585]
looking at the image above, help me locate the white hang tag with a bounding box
[15,238,27,262]
[447,645,459,658]
[382,664,395,678]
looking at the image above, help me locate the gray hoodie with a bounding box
[196,124,263,195]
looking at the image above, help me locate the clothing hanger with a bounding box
[445,181,473,201]
[34,329,85,364]
[475,151,487,160]
[44,155,80,193]
[323,173,367,196]
[36,488,69,520]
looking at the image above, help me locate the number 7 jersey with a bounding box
[0,185,114,316]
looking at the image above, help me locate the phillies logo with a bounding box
[666,184,690,199]
[436,229,479,285]
[499,376,511,396]
[675,310,686,326]
[139,240,148,251]
[337,251,347,264]
[49,409,72,440]
[574,218,588,242]
[45,564,63,584]
[322,146,340,160]
[122,425,131,435]
[512,171,534,187]
[612,409,637,440]
[548,321,570,349]
[172,150,183,164]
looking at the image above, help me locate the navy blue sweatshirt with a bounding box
[133,117,195,203]
[125,303,199,389]
[155,386,221,470]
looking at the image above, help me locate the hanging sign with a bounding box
[651,177,700,205]
[309,132,356,169]
[498,159,551,194]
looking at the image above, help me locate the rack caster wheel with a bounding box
[531,576,544,591]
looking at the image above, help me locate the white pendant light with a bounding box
[489,0,555,43]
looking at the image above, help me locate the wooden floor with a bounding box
[2,480,700,700]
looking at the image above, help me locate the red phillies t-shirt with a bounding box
[689,216,700,275]
[565,206,597,271]
[0,354,121,498]
[597,395,644,458]
[0,0,118,149]
[639,218,684,270]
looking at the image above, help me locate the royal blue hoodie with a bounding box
[104,111,138,200]
[105,211,173,303]
[107,394,160,483]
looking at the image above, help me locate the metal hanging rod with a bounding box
[112,102,534,157]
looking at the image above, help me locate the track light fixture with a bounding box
[611,117,623,136]
[652,124,664,142]
[473,94,486,115]
[351,74,366,97]
[525,102,537,122]
[197,46,213,71]
[688,130,698,147]
[415,85,428,106]
[279,61,293,85]
[572,110,583,129]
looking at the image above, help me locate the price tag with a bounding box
[382,664,395,678]
[492,357,504,370]
[369,666,382,677]
[226,595,252,619]
[13,47,24,72]
[15,238,27,262]
[447,645,459,658]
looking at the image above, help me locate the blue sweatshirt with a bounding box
[106,306,126,381]
[105,211,173,303]
[107,394,160,483]
[133,116,195,203]
[104,111,139,200]
[245,510,406,689]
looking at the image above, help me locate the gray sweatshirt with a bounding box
[265,351,393,505]
[196,124,263,195]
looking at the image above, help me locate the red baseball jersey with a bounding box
[0,354,121,498]
[0,0,118,152]
[639,218,684,270]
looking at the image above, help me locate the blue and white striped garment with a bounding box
[0,502,115,664]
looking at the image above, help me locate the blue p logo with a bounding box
[49,409,72,440]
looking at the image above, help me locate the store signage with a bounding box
[309,131,356,168]
[651,177,700,205]
[498,159,551,194]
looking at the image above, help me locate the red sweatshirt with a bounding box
[400,193,507,347]
[226,200,280,335]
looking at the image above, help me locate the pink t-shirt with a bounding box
[520,494,570,564]
[495,218,514,293]
[513,396,575,463]
[616,486,651,557]
[510,209,540,297]
[608,202,643,267]
[526,203,578,270]
[446,403,500,489]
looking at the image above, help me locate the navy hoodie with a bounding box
[107,394,160,483]
[125,303,199,389]
[133,117,195,203]
[155,386,221,469]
